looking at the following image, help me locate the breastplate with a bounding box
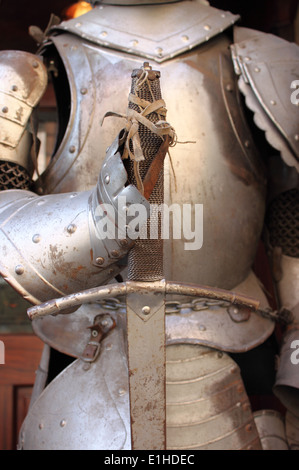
[36,9,266,290]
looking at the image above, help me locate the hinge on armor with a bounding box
[81,313,116,363]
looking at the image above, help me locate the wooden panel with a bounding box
[0,334,44,450]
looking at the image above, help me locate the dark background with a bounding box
[0,0,298,53]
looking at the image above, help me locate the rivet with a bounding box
[217,351,223,358]
[204,24,211,30]
[244,56,251,62]
[244,140,251,148]
[105,343,113,351]
[270,100,276,105]
[2,106,8,113]
[101,31,108,37]
[142,306,151,315]
[294,134,299,141]
[75,22,82,28]
[242,402,250,412]
[60,419,66,427]
[70,193,77,198]
[155,47,163,56]
[69,145,76,153]
[15,265,24,275]
[130,39,139,47]
[32,234,41,243]
[67,224,77,234]
[226,83,233,92]
[91,329,98,337]
[80,87,87,95]
[230,366,238,374]
[11,85,18,92]
[38,423,44,430]
[111,250,119,257]
[181,35,189,42]
[245,423,252,432]
[254,67,260,73]
[199,324,206,331]
[96,257,105,265]
[83,363,91,371]
[120,239,128,247]
[118,388,126,396]
[37,199,45,205]
[104,175,110,184]
[233,307,239,314]
[32,61,39,68]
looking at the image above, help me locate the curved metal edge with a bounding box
[27,279,261,320]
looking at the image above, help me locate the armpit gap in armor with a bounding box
[266,188,299,258]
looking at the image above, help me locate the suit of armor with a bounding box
[0,0,298,450]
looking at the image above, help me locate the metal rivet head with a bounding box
[120,239,128,247]
[80,87,87,95]
[295,134,299,141]
[118,388,127,396]
[69,145,76,153]
[181,35,189,42]
[101,31,107,37]
[105,343,113,351]
[75,22,82,28]
[15,265,24,275]
[244,140,251,148]
[111,250,119,258]
[32,61,39,68]
[142,306,151,315]
[254,67,260,73]
[155,47,163,56]
[245,423,252,432]
[130,39,139,47]
[204,24,211,30]
[91,329,98,337]
[60,419,66,427]
[199,324,206,331]
[67,224,77,234]
[32,234,41,243]
[226,83,233,92]
[96,257,105,265]
[11,85,18,92]
[38,423,44,430]
[2,106,8,113]
[270,100,276,105]
[104,175,110,184]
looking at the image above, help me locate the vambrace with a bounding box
[0,134,149,305]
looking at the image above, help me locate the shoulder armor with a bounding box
[0,51,47,150]
[50,1,239,63]
[231,27,299,172]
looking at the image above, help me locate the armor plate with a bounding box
[231,27,299,172]
[51,2,239,63]
[19,315,261,450]
[36,30,266,291]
